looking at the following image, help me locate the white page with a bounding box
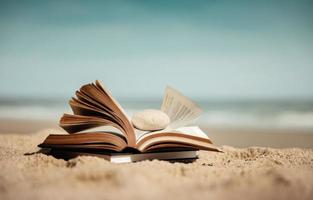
[161,86,203,129]
[134,129,152,141]
[136,126,210,144]
[175,126,209,139]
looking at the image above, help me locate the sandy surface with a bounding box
[1,129,313,200]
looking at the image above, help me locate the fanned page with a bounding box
[38,132,127,152]
[59,80,136,147]
[161,86,203,129]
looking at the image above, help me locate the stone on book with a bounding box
[131,109,170,131]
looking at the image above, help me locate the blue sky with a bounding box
[1,0,313,100]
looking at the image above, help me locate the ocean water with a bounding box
[199,101,313,130]
[0,99,313,130]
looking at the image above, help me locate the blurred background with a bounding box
[1,0,313,147]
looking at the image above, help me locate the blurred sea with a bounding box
[1,98,313,131]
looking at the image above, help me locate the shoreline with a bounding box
[202,126,313,148]
[1,118,312,148]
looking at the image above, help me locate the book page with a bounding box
[161,86,203,129]
[79,125,125,136]
[136,126,210,143]
[135,129,151,141]
[174,126,209,139]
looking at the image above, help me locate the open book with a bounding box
[38,80,220,161]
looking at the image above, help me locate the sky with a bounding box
[0,0,313,101]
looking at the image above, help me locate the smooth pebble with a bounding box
[131,109,170,131]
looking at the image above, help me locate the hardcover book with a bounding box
[38,80,220,162]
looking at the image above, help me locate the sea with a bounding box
[1,98,313,131]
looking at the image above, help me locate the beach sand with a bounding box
[1,129,313,200]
